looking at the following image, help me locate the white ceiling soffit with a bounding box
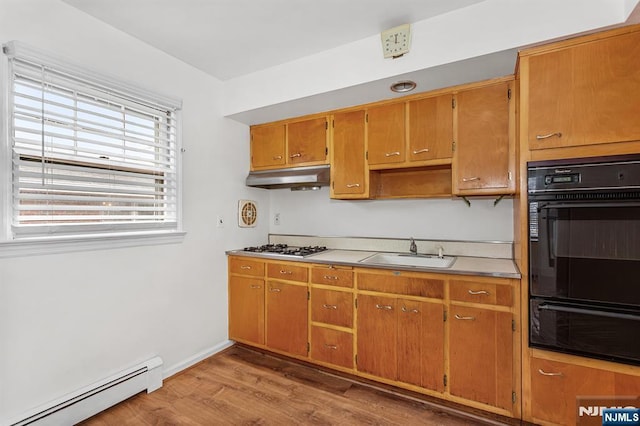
[61,0,486,81]
[62,0,640,125]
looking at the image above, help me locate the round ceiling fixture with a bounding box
[390,80,416,93]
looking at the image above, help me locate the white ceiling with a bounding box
[61,0,640,124]
[61,0,485,81]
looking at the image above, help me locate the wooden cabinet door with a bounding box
[356,294,397,380]
[408,94,453,163]
[449,306,513,411]
[331,110,367,198]
[250,124,285,169]
[287,117,328,165]
[528,30,640,150]
[367,103,405,166]
[228,276,264,345]
[454,81,512,194]
[397,299,444,392]
[529,358,616,425]
[310,288,353,328]
[266,282,308,357]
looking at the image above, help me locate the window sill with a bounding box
[0,230,186,258]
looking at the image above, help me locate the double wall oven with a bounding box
[528,154,640,366]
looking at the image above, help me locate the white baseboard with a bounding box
[163,339,234,379]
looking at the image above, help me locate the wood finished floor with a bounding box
[81,345,509,425]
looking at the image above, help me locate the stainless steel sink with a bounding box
[359,252,456,269]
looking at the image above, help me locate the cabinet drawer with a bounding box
[310,326,353,369]
[311,288,353,328]
[229,257,265,277]
[267,262,308,283]
[357,272,444,299]
[311,266,353,288]
[450,279,512,307]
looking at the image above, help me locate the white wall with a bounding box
[0,0,269,422]
[268,189,513,242]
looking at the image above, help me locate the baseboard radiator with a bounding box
[9,356,163,426]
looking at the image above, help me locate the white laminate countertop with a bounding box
[227,249,521,279]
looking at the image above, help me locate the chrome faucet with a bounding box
[409,237,417,255]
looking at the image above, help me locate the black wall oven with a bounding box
[528,154,640,366]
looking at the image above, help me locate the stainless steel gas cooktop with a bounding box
[242,244,328,258]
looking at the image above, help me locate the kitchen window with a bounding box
[1,42,184,255]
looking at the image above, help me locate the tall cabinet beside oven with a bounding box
[516,23,640,426]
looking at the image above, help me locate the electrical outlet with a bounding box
[216,215,224,228]
[274,213,280,225]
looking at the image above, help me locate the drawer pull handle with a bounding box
[289,153,302,158]
[454,314,475,321]
[240,265,252,270]
[375,304,393,310]
[324,344,338,350]
[322,304,338,310]
[273,155,283,160]
[468,290,489,295]
[538,369,563,377]
[279,270,293,275]
[385,151,401,157]
[346,183,361,188]
[323,275,339,280]
[412,148,429,154]
[536,132,562,140]
[250,285,262,289]
[462,176,480,182]
[401,306,419,314]
[269,288,281,292]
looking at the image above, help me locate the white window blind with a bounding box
[4,42,182,239]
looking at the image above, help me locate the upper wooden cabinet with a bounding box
[408,94,454,163]
[367,103,406,167]
[250,123,285,169]
[330,110,368,199]
[250,116,328,170]
[453,79,515,195]
[521,25,640,151]
[287,117,328,165]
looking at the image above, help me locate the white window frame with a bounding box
[0,41,185,258]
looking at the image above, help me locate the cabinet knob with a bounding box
[535,132,562,140]
[240,265,252,270]
[273,155,283,160]
[345,183,361,188]
[412,148,429,154]
[289,153,302,158]
[538,369,563,377]
[324,344,338,350]
[454,314,475,321]
[467,289,489,296]
[375,304,393,310]
[249,285,262,289]
[384,151,401,157]
[323,275,339,280]
[279,270,293,275]
[322,304,338,310]
[462,176,481,182]
[401,306,420,314]
[269,287,282,292]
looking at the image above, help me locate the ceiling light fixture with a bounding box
[390,80,416,93]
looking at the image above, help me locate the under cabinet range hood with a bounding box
[246,164,330,190]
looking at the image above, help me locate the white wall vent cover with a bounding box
[238,200,257,228]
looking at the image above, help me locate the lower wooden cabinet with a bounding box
[528,357,640,426]
[310,326,353,369]
[228,275,265,345]
[266,281,308,356]
[357,294,445,392]
[449,306,513,410]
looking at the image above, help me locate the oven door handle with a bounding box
[539,303,640,321]
[538,202,640,209]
